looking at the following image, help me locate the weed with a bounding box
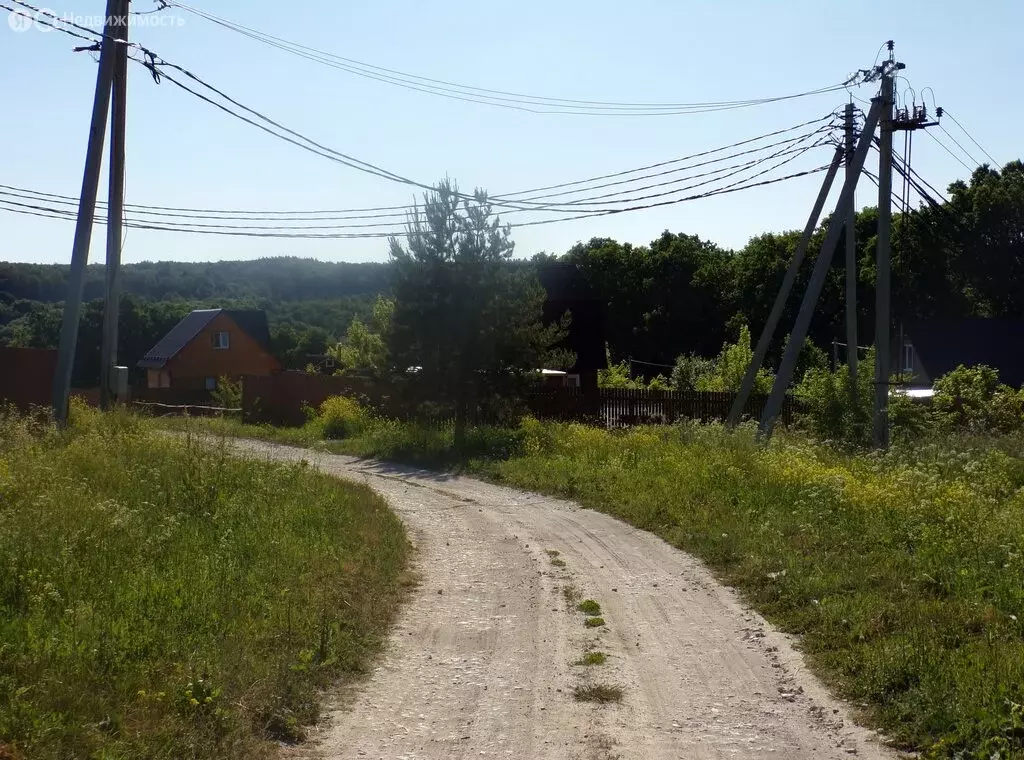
[584,617,606,628]
[575,652,608,666]
[551,558,567,568]
[545,549,560,557]
[573,684,623,704]
[0,407,408,759]
[577,599,602,615]
[562,585,580,606]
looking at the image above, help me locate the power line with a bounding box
[167,0,849,116]
[924,129,975,174]
[938,124,982,168]
[9,0,838,215]
[0,165,828,239]
[0,120,833,220]
[1,140,826,231]
[941,109,1000,167]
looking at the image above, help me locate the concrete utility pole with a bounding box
[726,147,844,428]
[100,0,129,410]
[844,102,859,399]
[758,97,883,439]
[52,0,124,424]
[873,56,896,449]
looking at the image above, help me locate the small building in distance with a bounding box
[138,308,280,390]
[896,318,1024,389]
[536,262,607,391]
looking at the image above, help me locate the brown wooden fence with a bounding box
[526,388,795,427]
[241,372,797,428]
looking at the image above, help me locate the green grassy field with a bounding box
[0,405,409,760]
[167,410,1024,758]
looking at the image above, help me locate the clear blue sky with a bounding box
[1,0,1019,265]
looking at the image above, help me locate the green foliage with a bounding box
[388,179,571,439]
[328,296,395,377]
[210,375,242,413]
[575,651,607,666]
[577,600,602,615]
[583,616,606,628]
[793,349,874,446]
[313,395,375,440]
[694,324,774,394]
[0,408,408,759]
[598,360,642,389]
[670,354,716,391]
[931,364,1024,434]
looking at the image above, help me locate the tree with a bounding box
[328,295,394,376]
[387,179,570,442]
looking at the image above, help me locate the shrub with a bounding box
[210,375,242,414]
[671,353,716,391]
[315,395,374,440]
[793,349,874,446]
[931,365,1024,434]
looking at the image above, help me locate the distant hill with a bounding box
[0,257,391,303]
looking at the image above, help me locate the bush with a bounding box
[793,349,874,446]
[931,365,1024,434]
[314,395,374,440]
[671,354,716,391]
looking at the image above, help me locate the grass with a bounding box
[583,617,606,628]
[575,652,608,666]
[577,599,602,616]
[0,405,409,759]
[573,684,623,704]
[550,558,567,568]
[162,410,1024,758]
[562,585,580,606]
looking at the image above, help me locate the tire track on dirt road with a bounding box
[239,441,899,760]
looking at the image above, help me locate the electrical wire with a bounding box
[8,0,840,214]
[923,129,974,174]
[0,137,828,231]
[0,118,834,220]
[0,165,829,239]
[938,124,983,168]
[166,0,849,116]
[941,110,999,167]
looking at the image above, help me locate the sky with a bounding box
[0,0,1020,265]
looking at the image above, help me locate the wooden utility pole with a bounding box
[100,0,130,410]
[758,97,883,438]
[52,0,123,424]
[726,147,844,428]
[844,102,859,397]
[873,57,895,449]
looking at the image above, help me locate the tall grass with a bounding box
[169,406,1024,758]
[0,404,409,759]
[485,422,1024,758]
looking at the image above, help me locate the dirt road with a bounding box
[242,441,896,760]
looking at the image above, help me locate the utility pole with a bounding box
[52,0,123,424]
[873,47,896,449]
[100,0,129,410]
[844,102,858,398]
[726,147,844,428]
[758,97,882,439]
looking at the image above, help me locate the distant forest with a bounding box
[3,160,1023,387]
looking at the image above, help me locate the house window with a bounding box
[205,377,217,391]
[903,343,914,373]
[566,374,581,388]
[212,331,230,350]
